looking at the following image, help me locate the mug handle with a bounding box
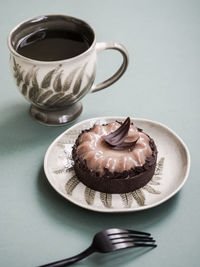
[90,42,129,93]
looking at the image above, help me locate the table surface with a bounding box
[1,0,199,266]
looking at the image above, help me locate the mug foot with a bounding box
[30,102,83,126]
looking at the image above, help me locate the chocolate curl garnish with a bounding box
[102,117,131,146]
[111,138,139,150]
[102,117,138,150]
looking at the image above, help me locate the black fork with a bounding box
[39,228,156,267]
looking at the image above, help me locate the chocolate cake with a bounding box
[72,117,157,194]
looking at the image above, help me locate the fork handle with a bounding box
[38,246,95,267]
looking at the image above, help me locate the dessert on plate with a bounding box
[72,117,157,193]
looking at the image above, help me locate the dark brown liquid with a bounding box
[16,29,91,61]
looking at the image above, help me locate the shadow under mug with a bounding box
[7,14,129,126]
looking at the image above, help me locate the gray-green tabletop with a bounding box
[1,0,199,266]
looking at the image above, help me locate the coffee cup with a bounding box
[7,14,129,126]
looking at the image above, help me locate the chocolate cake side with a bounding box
[72,125,158,194]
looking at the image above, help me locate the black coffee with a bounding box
[16,29,91,61]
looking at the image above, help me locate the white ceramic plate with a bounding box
[44,117,190,213]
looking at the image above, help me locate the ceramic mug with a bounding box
[7,14,129,126]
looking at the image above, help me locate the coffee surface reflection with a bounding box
[16,29,91,61]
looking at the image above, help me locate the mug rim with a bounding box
[7,14,97,64]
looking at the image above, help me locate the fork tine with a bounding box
[106,228,151,236]
[135,243,157,248]
[127,229,151,236]
[111,238,155,243]
[109,234,153,240]
[113,242,157,250]
[112,242,157,250]
[113,242,135,251]
[112,238,136,244]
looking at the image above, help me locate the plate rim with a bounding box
[44,116,191,213]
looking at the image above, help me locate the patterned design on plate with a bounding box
[62,149,165,208]
[100,193,112,208]
[65,176,80,195]
[53,166,74,175]
[149,180,160,185]
[131,190,146,206]
[57,129,82,145]
[85,187,96,205]
[155,157,164,175]
[143,184,160,194]
[120,193,133,208]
